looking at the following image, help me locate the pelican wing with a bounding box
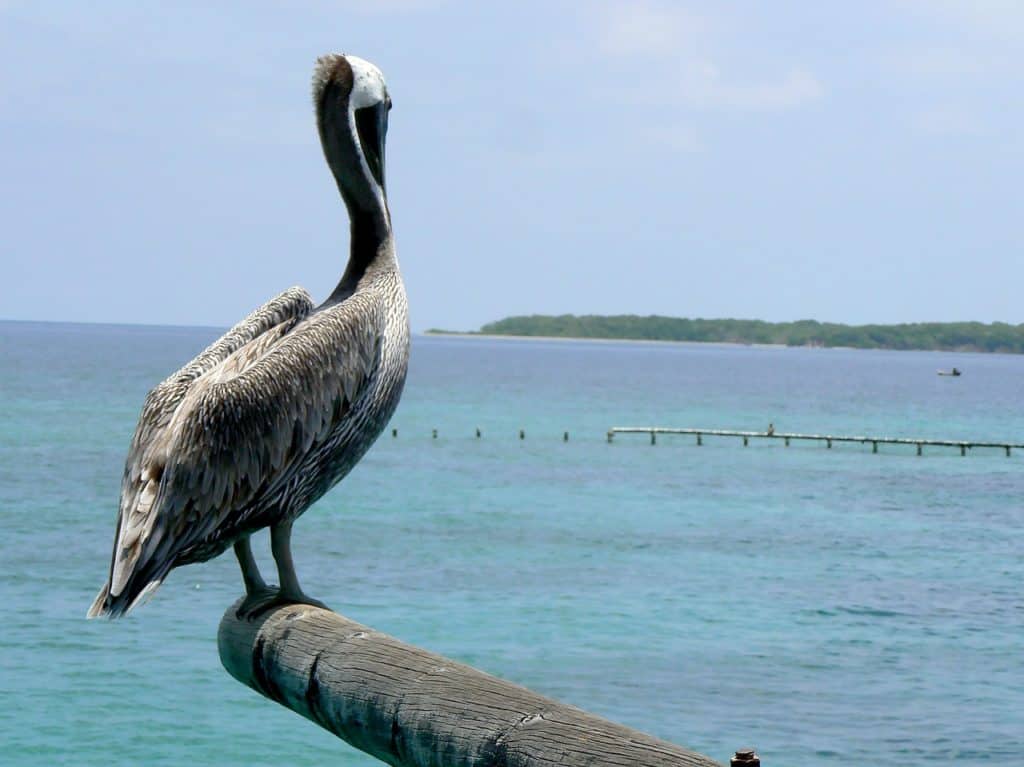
[90,287,316,617]
[96,296,383,615]
[123,286,315,484]
[115,287,315,577]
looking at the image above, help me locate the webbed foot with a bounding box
[235,586,330,621]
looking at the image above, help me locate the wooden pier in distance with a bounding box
[219,601,724,767]
[607,426,1024,456]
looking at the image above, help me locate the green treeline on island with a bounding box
[427,315,1024,354]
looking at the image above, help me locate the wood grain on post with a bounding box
[218,602,723,767]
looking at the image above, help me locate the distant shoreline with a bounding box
[4,318,1017,355]
[420,330,963,355]
[426,315,1024,355]
[423,330,792,350]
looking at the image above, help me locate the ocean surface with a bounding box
[1,320,1022,766]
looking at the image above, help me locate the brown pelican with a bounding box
[88,54,408,619]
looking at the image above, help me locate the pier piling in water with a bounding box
[731,749,760,767]
[608,427,1022,457]
[388,426,1016,456]
[218,602,723,767]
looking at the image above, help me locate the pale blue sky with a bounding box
[2,1,1021,331]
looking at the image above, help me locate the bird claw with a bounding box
[235,586,330,621]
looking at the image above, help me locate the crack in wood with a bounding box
[251,629,286,704]
[304,650,328,730]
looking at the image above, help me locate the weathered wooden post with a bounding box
[826,438,832,449]
[1007,446,1012,457]
[432,429,438,439]
[519,429,525,440]
[696,433,702,446]
[650,430,656,445]
[563,431,569,442]
[872,441,878,454]
[476,428,481,438]
[916,443,922,456]
[960,444,967,456]
[218,602,723,767]
[607,430,614,443]
[742,436,748,447]
[392,428,398,438]
[784,437,789,447]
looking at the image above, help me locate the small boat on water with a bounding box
[937,367,962,377]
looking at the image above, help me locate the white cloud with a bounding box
[308,0,446,14]
[590,1,823,112]
[891,0,1024,69]
[675,64,822,111]
[876,2,1022,133]
[596,2,707,58]
[898,0,1024,31]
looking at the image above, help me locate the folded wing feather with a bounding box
[104,287,314,600]
[107,292,382,601]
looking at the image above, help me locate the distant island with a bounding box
[426,315,1024,354]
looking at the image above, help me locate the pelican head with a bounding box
[314,54,392,222]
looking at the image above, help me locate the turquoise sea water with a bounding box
[1,320,1022,766]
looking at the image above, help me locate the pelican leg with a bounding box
[234,535,266,592]
[234,521,329,620]
[271,519,329,611]
[233,535,279,620]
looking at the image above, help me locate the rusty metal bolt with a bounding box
[731,748,760,767]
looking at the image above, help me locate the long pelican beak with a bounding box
[354,100,388,193]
